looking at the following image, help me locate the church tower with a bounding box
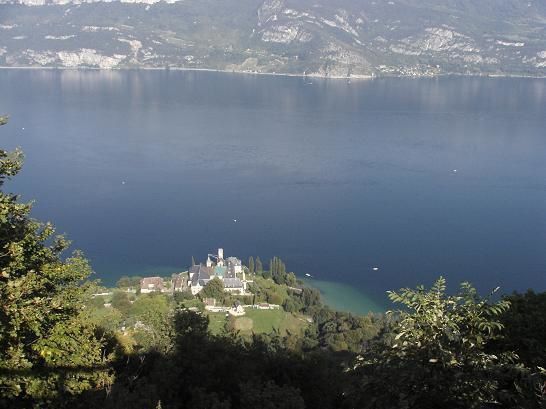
[217,248,225,266]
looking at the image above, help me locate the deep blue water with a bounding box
[1,69,545,309]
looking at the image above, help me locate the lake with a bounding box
[1,69,545,313]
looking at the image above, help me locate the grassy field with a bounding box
[206,308,309,336]
[233,317,253,331]
[179,298,204,309]
[207,311,228,334]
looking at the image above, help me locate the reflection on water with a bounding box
[0,70,545,309]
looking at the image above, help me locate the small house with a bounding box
[223,277,244,293]
[140,277,164,293]
[171,272,188,292]
[226,257,243,275]
[189,264,213,295]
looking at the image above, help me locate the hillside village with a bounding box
[139,248,251,296]
[91,248,309,338]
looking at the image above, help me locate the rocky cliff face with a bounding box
[1,0,545,77]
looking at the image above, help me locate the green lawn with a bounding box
[207,311,228,334]
[229,309,309,336]
[243,309,285,334]
[233,317,253,331]
[206,307,309,337]
[279,313,309,336]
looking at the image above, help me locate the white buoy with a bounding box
[452,169,457,173]
[122,181,126,185]
[21,127,25,130]
[233,219,237,223]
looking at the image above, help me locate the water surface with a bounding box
[1,70,545,311]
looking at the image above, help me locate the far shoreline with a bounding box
[1,65,546,80]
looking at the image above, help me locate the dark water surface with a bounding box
[1,70,545,311]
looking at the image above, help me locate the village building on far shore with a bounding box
[140,277,164,293]
[189,264,213,295]
[188,248,249,295]
[226,257,242,275]
[223,277,245,293]
[138,248,250,296]
[139,273,189,294]
[171,272,189,293]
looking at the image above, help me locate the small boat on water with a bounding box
[372,267,379,271]
[305,273,313,278]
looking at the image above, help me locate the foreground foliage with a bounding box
[352,278,545,409]
[0,118,112,407]
[492,290,546,369]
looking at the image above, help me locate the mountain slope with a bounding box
[1,0,545,77]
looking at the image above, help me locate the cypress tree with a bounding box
[256,257,263,273]
[248,256,255,274]
[271,256,279,275]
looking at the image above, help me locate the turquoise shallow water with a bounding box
[304,278,386,314]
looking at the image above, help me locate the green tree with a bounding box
[255,257,263,274]
[285,272,296,287]
[0,118,111,405]
[87,295,106,310]
[248,256,254,274]
[116,276,131,288]
[88,304,123,334]
[282,298,299,313]
[269,257,277,276]
[129,276,142,288]
[352,278,543,409]
[173,290,194,303]
[131,295,173,353]
[266,291,283,305]
[111,290,132,315]
[240,380,305,409]
[200,277,225,301]
[301,287,321,309]
[491,290,546,369]
[279,261,286,276]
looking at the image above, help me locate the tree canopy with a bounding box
[351,278,545,408]
[0,118,111,406]
[200,277,225,300]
